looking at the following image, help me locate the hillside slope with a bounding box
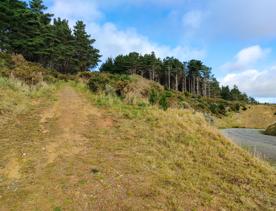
[265,122,276,136]
[0,80,275,210]
[215,105,276,129]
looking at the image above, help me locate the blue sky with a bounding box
[41,0,276,102]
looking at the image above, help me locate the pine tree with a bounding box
[0,0,28,52]
[73,21,101,72]
[50,18,75,73]
[100,58,115,73]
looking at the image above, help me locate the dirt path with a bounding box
[40,86,103,164]
[0,86,116,210]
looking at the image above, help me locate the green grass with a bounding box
[72,82,276,209]
[0,79,275,210]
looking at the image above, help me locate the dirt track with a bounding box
[0,86,117,210]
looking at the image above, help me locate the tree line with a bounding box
[100,52,254,102]
[0,0,101,73]
[0,0,255,102]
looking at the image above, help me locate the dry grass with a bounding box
[0,80,275,210]
[215,105,276,129]
[265,122,276,136]
[122,74,163,104]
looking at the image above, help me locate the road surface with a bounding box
[221,128,276,163]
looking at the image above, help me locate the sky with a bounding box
[41,0,276,103]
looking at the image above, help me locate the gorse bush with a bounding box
[0,55,63,85]
[149,89,159,105]
[0,53,14,69]
[87,73,131,95]
[234,103,241,112]
[159,91,172,111]
[86,73,252,116]
[88,73,111,92]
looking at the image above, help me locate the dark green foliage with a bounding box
[221,86,232,100]
[73,21,101,72]
[0,54,65,85]
[149,89,159,105]
[242,106,247,111]
[0,0,100,74]
[87,73,131,94]
[209,103,226,115]
[0,52,14,69]
[218,104,226,115]
[88,73,111,92]
[100,52,254,103]
[234,103,240,112]
[159,94,169,111]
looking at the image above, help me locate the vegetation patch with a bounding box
[265,123,276,136]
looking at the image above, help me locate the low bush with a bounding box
[264,123,276,136]
[0,54,63,85]
[159,94,169,111]
[0,52,14,69]
[149,88,159,105]
[88,73,111,92]
[234,103,241,112]
[87,73,131,95]
[242,106,247,111]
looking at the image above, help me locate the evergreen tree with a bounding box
[100,57,115,73]
[221,86,232,100]
[50,18,75,73]
[73,21,100,72]
[0,0,28,52]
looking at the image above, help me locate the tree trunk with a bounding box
[175,73,178,91]
[168,67,171,89]
[182,76,186,92]
[196,77,200,95]
[193,77,196,95]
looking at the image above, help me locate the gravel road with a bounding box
[221,128,276,163]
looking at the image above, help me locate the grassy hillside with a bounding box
[0,61,276,209]
[85,72,248,117]
[215,105,276,129]
[0,79,275,210]
[265,123,276,136]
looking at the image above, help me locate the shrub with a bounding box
[197,103,206,110]
[242,106,247,111]
[159,93,169,111]
[88,74,111,92]
[78,71,94,80]
[209,103,218,115]
[0,52,14,69]
[218,103,226,115]
[87,73,131,95]
[234,103,241,112]
[149,89,159,105]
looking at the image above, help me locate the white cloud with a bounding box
[48,0,206,63]
[221,45,270,71]
[220,46,276,99]
[221,68,276,98]
[87,22,205,62]
[49,0,102,22]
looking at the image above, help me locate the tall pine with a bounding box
[73,21,101,72]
